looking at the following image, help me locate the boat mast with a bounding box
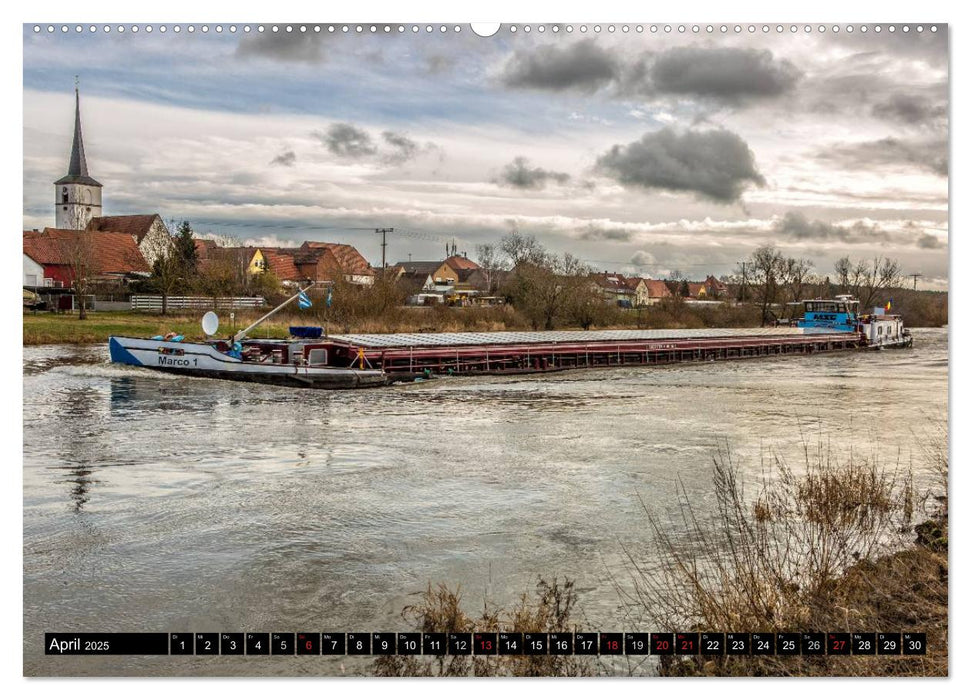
[233,282,318,343]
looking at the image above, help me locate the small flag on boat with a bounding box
[885,299,892,312]
[298,290,313,309]
[326,286,333,308]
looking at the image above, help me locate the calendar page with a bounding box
[22,18,948,680]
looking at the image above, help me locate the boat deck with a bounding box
[323,327,860,375]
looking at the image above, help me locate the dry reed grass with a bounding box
[618,429,947,676]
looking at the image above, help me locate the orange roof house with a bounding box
[87,214,172,267]
[23,228,149,287]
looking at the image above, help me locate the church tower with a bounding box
[54,84,102,229]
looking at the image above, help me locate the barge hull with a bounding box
[325,329,861,376]
[108,336,388,389]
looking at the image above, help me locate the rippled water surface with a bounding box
[23,329,948,675]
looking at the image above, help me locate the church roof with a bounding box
[87,214,163,243]
[54,88,102,188]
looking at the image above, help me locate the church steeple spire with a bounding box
[68,82,88,178]
[54,80,103,228]
[57,80,101,187]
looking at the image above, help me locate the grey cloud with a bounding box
[630,251,657,266]
[497,157,571,190]
[315,123,377,158]
[822,136,948,176]
[500,39,620,93]
[577,226,632,242]
[775,211,889,243]
[871,93,947,125]
[382,131,419,164]
[917,233,944,249]
[596,128,765,203]
[641,47,801,101]
[270,149,296,167]
[236,32,327,64]
[500,42,799,104]
[425,54,455,75]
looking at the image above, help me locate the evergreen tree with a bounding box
[174,221,198,274]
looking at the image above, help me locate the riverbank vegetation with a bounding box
[625,427,948,677]
[373,578,592,677]
[378,425,947,677]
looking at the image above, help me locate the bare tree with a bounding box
[475,243,505,294]
[778,257,815,304]
[745,246,785,326]
[835,256,902,309]
[58,230,95,320]
[56,207,97,319]
[834,256,852,292]
[500,231,547,268]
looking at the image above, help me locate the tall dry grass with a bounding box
[373,578,593,677]
[619,429,948,676]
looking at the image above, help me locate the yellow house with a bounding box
[431,262,459,286]
[248,248,269,275]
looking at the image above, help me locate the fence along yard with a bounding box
[130,295,266,311]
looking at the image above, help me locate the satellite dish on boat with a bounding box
[201,311,219,336]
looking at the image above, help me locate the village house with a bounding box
[87,214,172,268]
[642,279,673,305]
[22,228,150,288]
[704,275,730,299]
[299,242,374,285]
[590,272,637,307]
[247,242,375,287]
[23,250,44,288]
[392,255,490,305]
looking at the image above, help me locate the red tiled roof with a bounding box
[687,282,706,297]
[444,255,480,271]
[23,228,149,274]
[644,280,672,298]
[590,272,632,293]
[87,214,163,243]
[261,248,301,281]
[300,242,372,276]
[193,238,219,257]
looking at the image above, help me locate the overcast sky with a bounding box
[22,24,949,287]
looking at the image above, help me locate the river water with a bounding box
[23,328,948,676]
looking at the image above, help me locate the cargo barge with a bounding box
[107,290,908,388]
[321,326,860,377]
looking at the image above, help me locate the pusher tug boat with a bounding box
[792,295,913,349]
[109,285,393,389]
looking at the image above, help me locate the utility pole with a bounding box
[375,227,393,274]
[908,272,923,290]
[737,261,748,303]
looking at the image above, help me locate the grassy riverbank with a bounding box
[16,303,778,345]
[22,311,296,345]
